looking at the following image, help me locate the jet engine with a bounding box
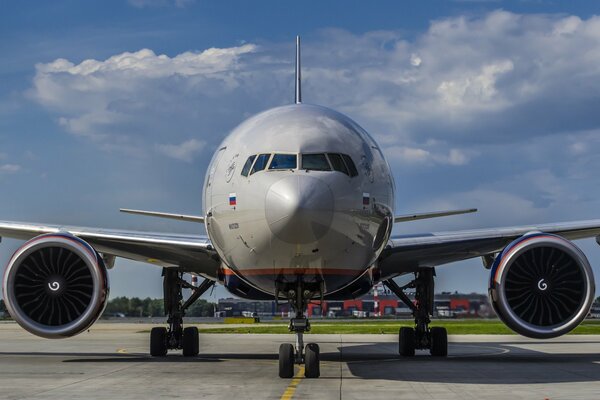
[2,233,109,339]
[489,233,595,338]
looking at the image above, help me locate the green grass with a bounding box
[197,319,600,335]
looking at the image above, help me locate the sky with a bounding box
[1,0,600,302]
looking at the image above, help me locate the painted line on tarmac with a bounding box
[447,344,510,358]
[280,365,305,400]
[117,348,128,354]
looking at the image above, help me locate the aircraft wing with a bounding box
[378,219,600,279]
[0,221,219,278]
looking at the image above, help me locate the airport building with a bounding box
[216,289,496,318]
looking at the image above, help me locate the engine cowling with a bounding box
[2,233,109,339]
[489,233,595,338]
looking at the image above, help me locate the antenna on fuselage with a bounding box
[295,35,302,104]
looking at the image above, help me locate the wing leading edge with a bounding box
[0,221,219,278]
[378,219,600,280]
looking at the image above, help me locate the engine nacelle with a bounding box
[2,233,109,339]
[489,233,595,338]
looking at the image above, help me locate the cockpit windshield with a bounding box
[269,154,297,170]
[241,155,256,177]
[301,154,331,171]
[241,152,358,177]
[327,153,349,175]
[250,153,270,175]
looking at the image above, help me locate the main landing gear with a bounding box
[384,268,448,357]
[277,280,321,379]
[150,269,215,357]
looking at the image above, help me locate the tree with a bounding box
[101,296,211,317]
[187,299,215,317]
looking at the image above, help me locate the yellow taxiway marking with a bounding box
[280,366,305,400]
[117,348,128,354]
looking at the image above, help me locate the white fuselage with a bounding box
[203,104,395,298]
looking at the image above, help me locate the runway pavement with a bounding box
[1,322,600,399]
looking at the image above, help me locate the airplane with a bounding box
[1,36,600,379]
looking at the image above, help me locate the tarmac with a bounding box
[1,322,600,400]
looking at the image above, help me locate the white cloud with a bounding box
[31,44,257,156]
[156,139,205,162]
[27,11,600,175]
[37,46,256,77]
[410,54,422,67]
[385,146,472,166]
[127,0,195,8]
[0,164,21,174]
[446,149,469,166]
[436,60,513,108]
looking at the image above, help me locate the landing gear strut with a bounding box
[384,268,448,357]
[150,268,215,357]
[277,280,321,379]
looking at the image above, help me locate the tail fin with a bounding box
[295,35,302,104]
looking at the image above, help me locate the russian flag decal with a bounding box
[362,192,370,206]
[229,193,237,206]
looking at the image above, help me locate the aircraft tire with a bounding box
[182,326,199,357]
[430,327,448,357]
[304,343,320,378]
[150,327,168,356]
[279,343,295,378]
[399,327,415,356]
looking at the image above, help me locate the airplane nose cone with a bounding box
[265,175,334,244]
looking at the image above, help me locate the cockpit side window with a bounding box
[327,153,349,175]
[269,154,297,170]
[241,155,256,177]
[250,153,270,175]
[301,153,331,171]
[341,154,359,177]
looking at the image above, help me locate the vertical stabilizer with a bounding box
[295,35,302,104]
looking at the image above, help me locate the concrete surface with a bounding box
[1,323,600,399]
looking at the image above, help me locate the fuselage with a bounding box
[203,104,395,299]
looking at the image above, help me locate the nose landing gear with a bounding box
[384,268,448,357]
[277,281,321,379]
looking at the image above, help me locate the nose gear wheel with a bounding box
[277,279,321,378]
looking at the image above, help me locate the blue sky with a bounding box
[1,0,600,301]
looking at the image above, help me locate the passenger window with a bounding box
[250,153,270,175]
[302,154,331,171]
[241,155,256,177]
[269,154,297,170]
[327,153,349,175]
[342,154,359,177]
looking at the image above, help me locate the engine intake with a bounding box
[489,233,595,338]
[2,233,109,338]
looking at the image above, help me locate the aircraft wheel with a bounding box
[399,327,415,357]
[150,327,168,356]
[430,327,448,357]
[304,343,320,378]
[279,343,295,378]
[182,326,199,357]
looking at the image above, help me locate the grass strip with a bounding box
[196,320,600,335]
